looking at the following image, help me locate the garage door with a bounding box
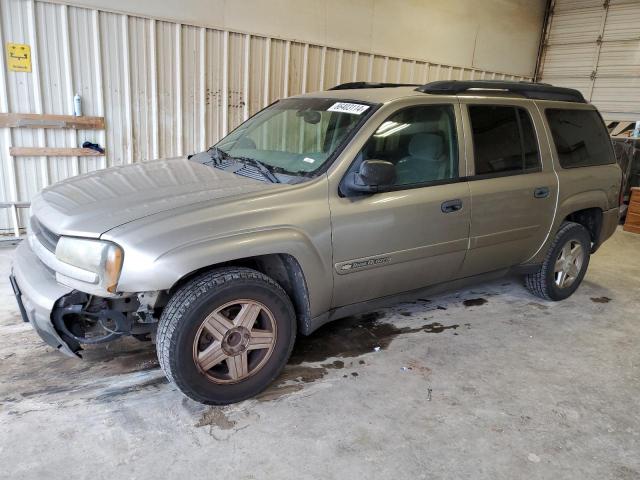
[538,0,640,122]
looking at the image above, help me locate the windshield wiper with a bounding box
[207,146,228,165]
[231,156,280,183]
[205,146,280,183]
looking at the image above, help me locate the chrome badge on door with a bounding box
[335,256,391,275]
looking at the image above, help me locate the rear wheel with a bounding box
[525,222,591,301]
[156,267,296,404]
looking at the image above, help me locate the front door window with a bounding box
[356,105,459,187]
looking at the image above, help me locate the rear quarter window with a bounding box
[545,109,615,168]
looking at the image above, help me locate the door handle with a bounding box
[441,199,463,213]
[534,186,550,199]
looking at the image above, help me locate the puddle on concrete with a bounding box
[289,313,458,365]
[590,296,611,303]
[420,323,459,333]
[258,312,459,401]
[325,360,344,369]
[255,364,326,401]
[4,336,159,403]
[93,376,168,403]
[7,307,459,405]
[463,298,488,307]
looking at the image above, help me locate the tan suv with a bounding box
[11,80,622,404]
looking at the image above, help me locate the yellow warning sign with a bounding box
[6,43,32,73]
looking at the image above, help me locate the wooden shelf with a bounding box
[624,187,640,234]
[0,113,105,130]
[9,147,105,157]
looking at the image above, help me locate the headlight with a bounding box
[55,237,124,293]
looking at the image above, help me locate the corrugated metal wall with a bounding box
[0,0,532,235]
[538,0,640,122]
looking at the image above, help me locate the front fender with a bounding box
[116,226,333,317]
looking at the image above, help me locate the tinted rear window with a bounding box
[545,109,615,168]
[468,105,540,176]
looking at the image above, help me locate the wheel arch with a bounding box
[557,190,609,252]
[116,226,332,320]
[563,207,603,251]
[169,253,313,335]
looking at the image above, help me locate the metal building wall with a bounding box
[0,0,532,235]
[538,0,640,122]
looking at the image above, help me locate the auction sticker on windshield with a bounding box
[327,102,370,115]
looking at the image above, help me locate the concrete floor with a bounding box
[0,228,638,480]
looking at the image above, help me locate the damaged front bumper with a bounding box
[10,240,78,357]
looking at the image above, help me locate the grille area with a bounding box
[207,159,271,182]
[30,216,60,253]
[235,165,270,181]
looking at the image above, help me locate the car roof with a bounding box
[293,88,587,108]
[292,86,425,104]
[291,81,591,107]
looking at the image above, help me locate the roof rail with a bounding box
[416,80,586,103]
[328,82,419,91]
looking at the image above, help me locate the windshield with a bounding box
[214,97,374,177]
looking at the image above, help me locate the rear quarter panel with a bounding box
[529,100,622,263]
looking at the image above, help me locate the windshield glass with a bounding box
[214,98,374,176]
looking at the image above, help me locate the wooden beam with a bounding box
[611,121,633,137]
[0,113,105,129]
[10,147,105,157]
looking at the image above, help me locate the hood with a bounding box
[31,157,277,237]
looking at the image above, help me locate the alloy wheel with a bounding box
[192,299,277,384]
[554,239,584,289]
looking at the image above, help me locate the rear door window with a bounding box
[545,109,615,168]
[468,105,541,176]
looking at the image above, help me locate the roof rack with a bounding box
[328,82,419,91]
[416,80,586,103]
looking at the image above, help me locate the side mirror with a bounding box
[342,160,396,195]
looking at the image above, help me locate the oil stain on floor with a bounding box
[2,335,159,406]
[463,297,488,307]
[4,309,460,406]
[257,312,459,401]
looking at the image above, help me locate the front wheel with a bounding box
[525,222,591,301]
[156,268,296,404]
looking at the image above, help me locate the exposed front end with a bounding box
[11,239,76,356]
[11,210,160,357]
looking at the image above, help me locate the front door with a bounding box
[329,102,471,308]
[458,100,558,276]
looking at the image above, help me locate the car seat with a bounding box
[395,132,448,185]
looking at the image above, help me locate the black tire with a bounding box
[525,222,591,301]
[156,267,296,404]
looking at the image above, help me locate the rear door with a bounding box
[458,99,558,276]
